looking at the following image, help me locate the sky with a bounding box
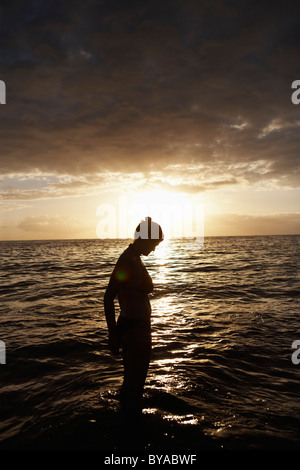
[0,0,300,240]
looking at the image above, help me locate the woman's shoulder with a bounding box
[112,245,140,283]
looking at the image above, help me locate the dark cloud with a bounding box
[0,0,299,192]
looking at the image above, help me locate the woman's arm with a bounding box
[103,250,139,352]
[104,279,119,354]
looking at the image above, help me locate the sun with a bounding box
[127,189,190,239]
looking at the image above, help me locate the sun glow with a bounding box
[135,189,184,206]
[127,189,203,240]
[96,189,204,240]
[132,190,185,228]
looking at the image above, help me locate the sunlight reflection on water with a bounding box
[163,414,199,425]
[1,236,300,448]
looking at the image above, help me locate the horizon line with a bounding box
[0,233,299,242]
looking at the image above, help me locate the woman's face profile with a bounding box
[141,239,161,256]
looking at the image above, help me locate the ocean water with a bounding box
[0,235,299,451]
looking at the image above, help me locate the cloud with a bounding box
[258,118,300,138]
[0,0,299,196]
[15,211,300,238]
[17,214,85,238]
[0,202,30,212]
[0,172,148,200]
[205,212,300,236]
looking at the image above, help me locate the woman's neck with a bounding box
[131,240,142,256]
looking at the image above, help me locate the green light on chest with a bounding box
[116,269,128,281]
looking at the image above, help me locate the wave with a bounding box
[0,236,299,450]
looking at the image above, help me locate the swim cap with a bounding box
[134,216,164,240]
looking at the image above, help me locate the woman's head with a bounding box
[134,216,164,255]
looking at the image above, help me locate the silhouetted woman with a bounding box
[104,217,163,419]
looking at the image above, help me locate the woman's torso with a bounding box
[115,244,153,321]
